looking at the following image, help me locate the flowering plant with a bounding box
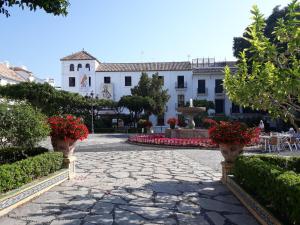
[203,118,217,127]
[48,115,89,142]
[167,117,177,126]
[129,134,217,148]
[208,120,260,145]
[138,119,152,128]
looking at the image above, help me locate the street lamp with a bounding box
[90,91,94,134]
[85,91,95,134]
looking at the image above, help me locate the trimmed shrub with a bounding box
[0,102,50,148]
[0,152,64,193]
[234,156,300,225]
[245,155,300,173]
[0,147,48,164]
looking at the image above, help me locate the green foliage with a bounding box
[0,0,69,17]
[0,101,50,148]
[131,72,151,97]
[192,99,215,109]
[246,155,300,173]
[234,155,300,224]
[177,114,187,127]
[224,1,300,130]
[131,72,170,115]
[118,95,155,126]
[0,152,64,193]
[0,82,113,119]
[0,147,48,164]
[233,4,292,59]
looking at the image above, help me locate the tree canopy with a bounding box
[0,0,69,17]
[131,72,170,115]
[224,0,300,129]
[0,82,113,117]
[118,95,155,126]
[232,3,295,59]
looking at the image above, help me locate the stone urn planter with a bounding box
[219,143,244,163]
[170,124,175,129]
[219,143,244,183]
[51,137,77,158]
[207,120,260,183]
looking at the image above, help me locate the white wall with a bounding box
[192,73,231,115]
[94,70,193,124]
[61,60,233,125]
[0,76,18,86]
[61,60,97,95]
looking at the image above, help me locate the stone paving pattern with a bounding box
[0,145,258,225]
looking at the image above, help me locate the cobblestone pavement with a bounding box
[0,143,259,225]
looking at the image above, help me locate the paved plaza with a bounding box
[0,134,259,225]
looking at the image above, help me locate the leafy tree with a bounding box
[0,101,50,148]
[224,1,300,130]
[118,95,155,127]
[186,99,215,109]
[131,72,170,116]
[233,4,294,59]
[0,82,113,117]
[131,72,151,97]
[0,0,69,17]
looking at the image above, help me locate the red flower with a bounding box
[167,117,177,126]
[48,115,89,142]
[208,121,260,145]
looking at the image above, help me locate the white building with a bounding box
[0,63,25,85]
[61,51,241,125]
[0,62,55,87]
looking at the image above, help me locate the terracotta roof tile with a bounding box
[60,51,98,61]
[0,64,25,82]
[96,62,191,72]
[12,67,32,73]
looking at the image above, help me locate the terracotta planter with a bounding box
[51,137,77,158]
[219,143,244,163]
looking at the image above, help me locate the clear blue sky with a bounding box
[0,0,291,86]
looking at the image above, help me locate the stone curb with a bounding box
[225,175,282,225]
[0,169,69,217]
[126,140,219,150]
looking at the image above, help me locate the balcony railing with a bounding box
[175,82,187,89]
[197,87,208,96]
[192,58,236,68]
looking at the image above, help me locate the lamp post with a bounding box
[86,91,96,134]
[90,91,94,134]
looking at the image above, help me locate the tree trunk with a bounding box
[288,115,300,132]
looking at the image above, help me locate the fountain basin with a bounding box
[177,106,206,129]
[165,128,208,138]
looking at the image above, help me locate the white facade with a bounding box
[0,62,56,87]
[61,51,237,125]
[0,63,23,86]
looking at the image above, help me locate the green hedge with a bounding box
[234,156,300,225]
[0,147,48,164]
[245,155,300,173]
[0,152,64,193]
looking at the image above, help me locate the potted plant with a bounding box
[167,117,177,129]
[208,120,259,162]
[138,119,152,133]
[48,115,89,157]
[145,120,153,133]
